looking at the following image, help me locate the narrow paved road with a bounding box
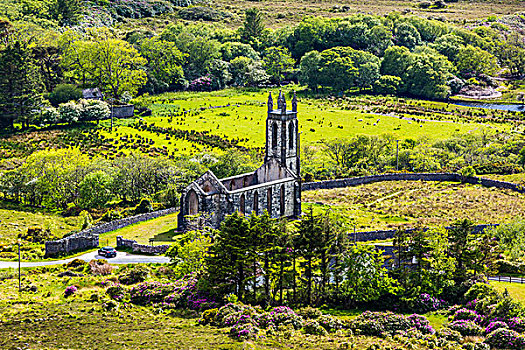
[0,251,170,269]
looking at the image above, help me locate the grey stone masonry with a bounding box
[116,236,170,255]
[302,173,525,194]
[44,232,99,258]
[45,208,177,257]
[177,91,301,231]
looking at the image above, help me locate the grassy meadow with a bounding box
[303,180,525,230]
[96,88,511,157]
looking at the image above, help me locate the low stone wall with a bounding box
[302,173,524,193]
[354,224,497,242]
[45,208,178,257]
[111,105,134,118]
[116,236,170,255]
[44,232,99,258]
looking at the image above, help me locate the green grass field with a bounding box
[99,212,179,246]
[303,180,525,230]
[95,88,509,158]
[0,205,81,246]
[492,281,525,305]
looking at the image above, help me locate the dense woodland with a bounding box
[0,0,524,129]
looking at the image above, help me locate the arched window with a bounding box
[267,188,272,216]
[272,122,278,149]
[253,191,259,215]
[187,190,198,215]
[280,185,285,216]
[240,194,245,215]
[288,122,294,149]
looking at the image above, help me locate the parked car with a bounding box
[98,246,117,258]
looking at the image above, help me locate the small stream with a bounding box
[452,101,525,112]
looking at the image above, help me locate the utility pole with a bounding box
[18,240,21,293]
[396,140,400,171]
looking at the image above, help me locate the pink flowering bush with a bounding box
[407,314,435,334]
[485,321,509,335]
[256,306,304,330]
[453,308,482,323]
[349,311,434,336]
[127,275,216,310]
[64,285,77,298]
[508,317,525,333]
[189,75,213,91]
[484,328,525,350]
[411,293,447,313]
[448,320,483,336]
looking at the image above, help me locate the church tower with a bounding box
[265,90,300,178]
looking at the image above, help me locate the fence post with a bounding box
[510,276,512,283]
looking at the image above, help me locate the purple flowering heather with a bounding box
[64,285,77,298]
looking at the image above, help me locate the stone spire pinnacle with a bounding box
[280,91,286,114]
[267,91,273,112]
[277,90,283,110]
[292,91,297,112]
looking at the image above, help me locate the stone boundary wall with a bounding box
[116,236,170,255]
[45,208,178,257]
[302,173,524,193]
[353,224,497,242]
[44,232,99,258]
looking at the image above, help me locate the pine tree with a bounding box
[206,212,250,300]
[0,40,43,129]
[241,8,265,47]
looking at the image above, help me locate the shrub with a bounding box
[448,320,483,336]
[410,293,447,313]
[436,327,463,343]
[48,84,82,106]
[134,198,153,214]
[39,107,60,125]
[66,258,87,270]
[297,307,322,319]
[229,322,259,340]
[349,311,417,336]
[101,210,123,222]
[496,260,525,275]
[79,99,111,121]
[508,317,525,333]
[303,320,328,336]
[118,265,150,285]
[199,308,219,325]
[19,227,55,243]
[464,283,498,303]
[484,328,525,350]
[407,314,435,334]
[256,306,304,330]
[64,285,78,297]
[59,101,81,123]
[485,321,508,335]
[215,303,258,328]
[128,276,213,310]
[317,315,344,332]
[106,284,128,301]
[453,308,482,323]
[178,6,231,21]
[89,259,114,275]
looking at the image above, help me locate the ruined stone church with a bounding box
[177,91,301,231]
